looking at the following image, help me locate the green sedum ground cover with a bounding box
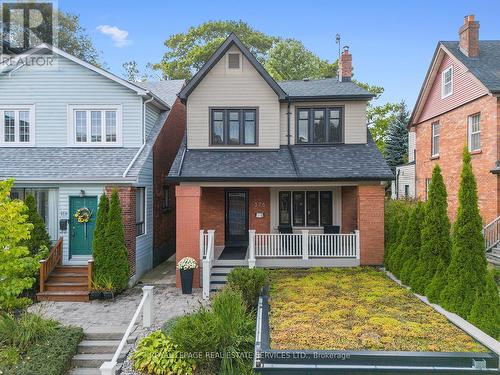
[268,267,486,352]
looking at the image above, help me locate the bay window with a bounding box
[280,190,334,227]
[69,105,122,146]
[0,106,35,146]
[210,108,257,146]
[296,107,343,144]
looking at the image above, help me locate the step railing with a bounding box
[100,286,154,375]
[483,216,500,252]
[39,237,63,292]
[200,230,215,300]
[250,230,360,260]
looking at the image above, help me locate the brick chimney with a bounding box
[338,46,352,82]
[459,15,480,57]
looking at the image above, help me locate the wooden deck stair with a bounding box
[37,265,90,302]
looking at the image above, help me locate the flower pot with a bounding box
[180,269,194,294]
[89,290,103,300]
[102,291,114,300]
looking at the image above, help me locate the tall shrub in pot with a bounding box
[177,257,198,294]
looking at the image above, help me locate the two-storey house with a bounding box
[391,132,416,199]
[408,15,500,263]
[0,44,185,300]
[167,34,393,295]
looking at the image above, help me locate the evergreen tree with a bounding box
[438,148,488,316]
[384,200,411,268]
[104,189,130,291]
[410,165,451,294]
[386,208,410,273]
[22,194,51,256]
[399,202,425,286]
[385,101,409,172]
[391,203,419,278]
[92,193,109,284]
[468,272,500,339]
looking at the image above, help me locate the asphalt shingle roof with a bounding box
[135,80,185,106]
[441,40,500,93]
[168,132,393,182]
[278,78,373,99]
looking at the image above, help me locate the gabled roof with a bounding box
[178,34,287,101]
[409,40,500,127]
[0,43,170,110]
[278,78,374,100]
[135,80,185,107]
[167,131,393,182]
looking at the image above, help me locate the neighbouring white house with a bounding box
[391,131,416,199]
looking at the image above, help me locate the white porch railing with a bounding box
[250,230,360,260]
[483,216,500,252]
[200,229,215,300]
[100,286,154,375]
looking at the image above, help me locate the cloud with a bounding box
[96,25,132,47]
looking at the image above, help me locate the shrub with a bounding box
[387,203,416,277]
[170,287,255,374]
[22,194,51,256]
[439,148,489,315]
[103,189,130,291]
[132,330,195,375]
[410,165,451,294]
[468,272,500,339]
[161,316,182,336]
[384,199,413,270]
[0,179,39,310]
[227,267,268,311]
[92,193,109,285]
[398,202,425,285]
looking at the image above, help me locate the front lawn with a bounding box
[269,267,486,352]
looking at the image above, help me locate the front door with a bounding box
[69,196,97,258]
[225,190,249,247]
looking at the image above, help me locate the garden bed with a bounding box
[254,267,499,374]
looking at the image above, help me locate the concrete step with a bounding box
[83,326,136,341]
[487,253,500,266]
[212,259,248,267]
[36,290,89,302]
[69,368,101,375]
[77,340,128,354]
[71,352,126,368]
[210,274,228,283]
[45,282,88,292]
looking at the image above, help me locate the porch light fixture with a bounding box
[79,189,85,197]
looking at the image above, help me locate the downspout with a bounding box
[286,99,291,146]
[286,99,300,177]
[396,169,401,199]
[122,93,154,178]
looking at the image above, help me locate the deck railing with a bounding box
[39,237,63,292]
[200,230,215,300]
[483,216,500,252]
[250,230,360,260]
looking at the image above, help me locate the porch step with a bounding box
[36,290,89,302]
[487,251,500,266]
[45,282,88,292]
[48,272,88,283]
[77,340,131,354]
[69,368,101,375]
[54,265,88,274]
[72,353,127,368]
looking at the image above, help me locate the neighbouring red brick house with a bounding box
[167,34,393,297]
[408,15,500,263]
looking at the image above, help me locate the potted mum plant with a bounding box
[177,257,198,294]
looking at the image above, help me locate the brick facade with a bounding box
[341,186,358,233]
[105,186,137,275]
[414,94,499,224]
[152,98,186,266]
[357,185,385,265]
[248,188,271,235]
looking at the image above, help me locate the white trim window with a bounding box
[441,66,453,98]
[68,105,122,146]
[0,106,35,146]
[468,113,481,152]
[136,187,146,237]
[431,122,440,157]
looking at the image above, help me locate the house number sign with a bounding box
[253,201,266,208]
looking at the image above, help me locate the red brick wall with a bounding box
[248,188,270,234]
[152,98,186,266]
[341,186,358,233]
[175,185,201,287]
[105,186,136,275]
[357,185,385,265]
[414,94,498,224]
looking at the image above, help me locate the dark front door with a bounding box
[69,196,97,257]
[225,190,249,247]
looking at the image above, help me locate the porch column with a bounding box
[175,185,201,288]
[357,185,385,265]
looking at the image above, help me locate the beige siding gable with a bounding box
[187,45,280,149]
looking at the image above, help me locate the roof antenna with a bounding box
[335,33,341,61]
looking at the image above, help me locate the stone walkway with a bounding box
[29,261,204,330]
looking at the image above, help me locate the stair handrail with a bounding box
[483,216,500,252]
[39,237,63,293]
[202,230,215,300]
[100,286,154,375]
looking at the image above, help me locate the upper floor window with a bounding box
[431,122,440,157]
[0,106,35,146]
[68,105,122,146]
[296,107,343,144]
[227,53,241,70]
[210,108,257,146]
[441,66,453,98]
[468,113,481,152]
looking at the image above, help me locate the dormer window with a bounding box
[441,66,453,98]
[227,53,241,70]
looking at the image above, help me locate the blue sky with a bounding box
[59,0,500,108]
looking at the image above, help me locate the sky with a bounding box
[58,0,500,108]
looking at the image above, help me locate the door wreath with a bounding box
[74,207,92,238]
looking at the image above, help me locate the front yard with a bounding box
[268,267,486,352]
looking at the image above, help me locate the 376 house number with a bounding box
[253,201,265,208]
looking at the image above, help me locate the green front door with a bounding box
[69,196,97,257]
